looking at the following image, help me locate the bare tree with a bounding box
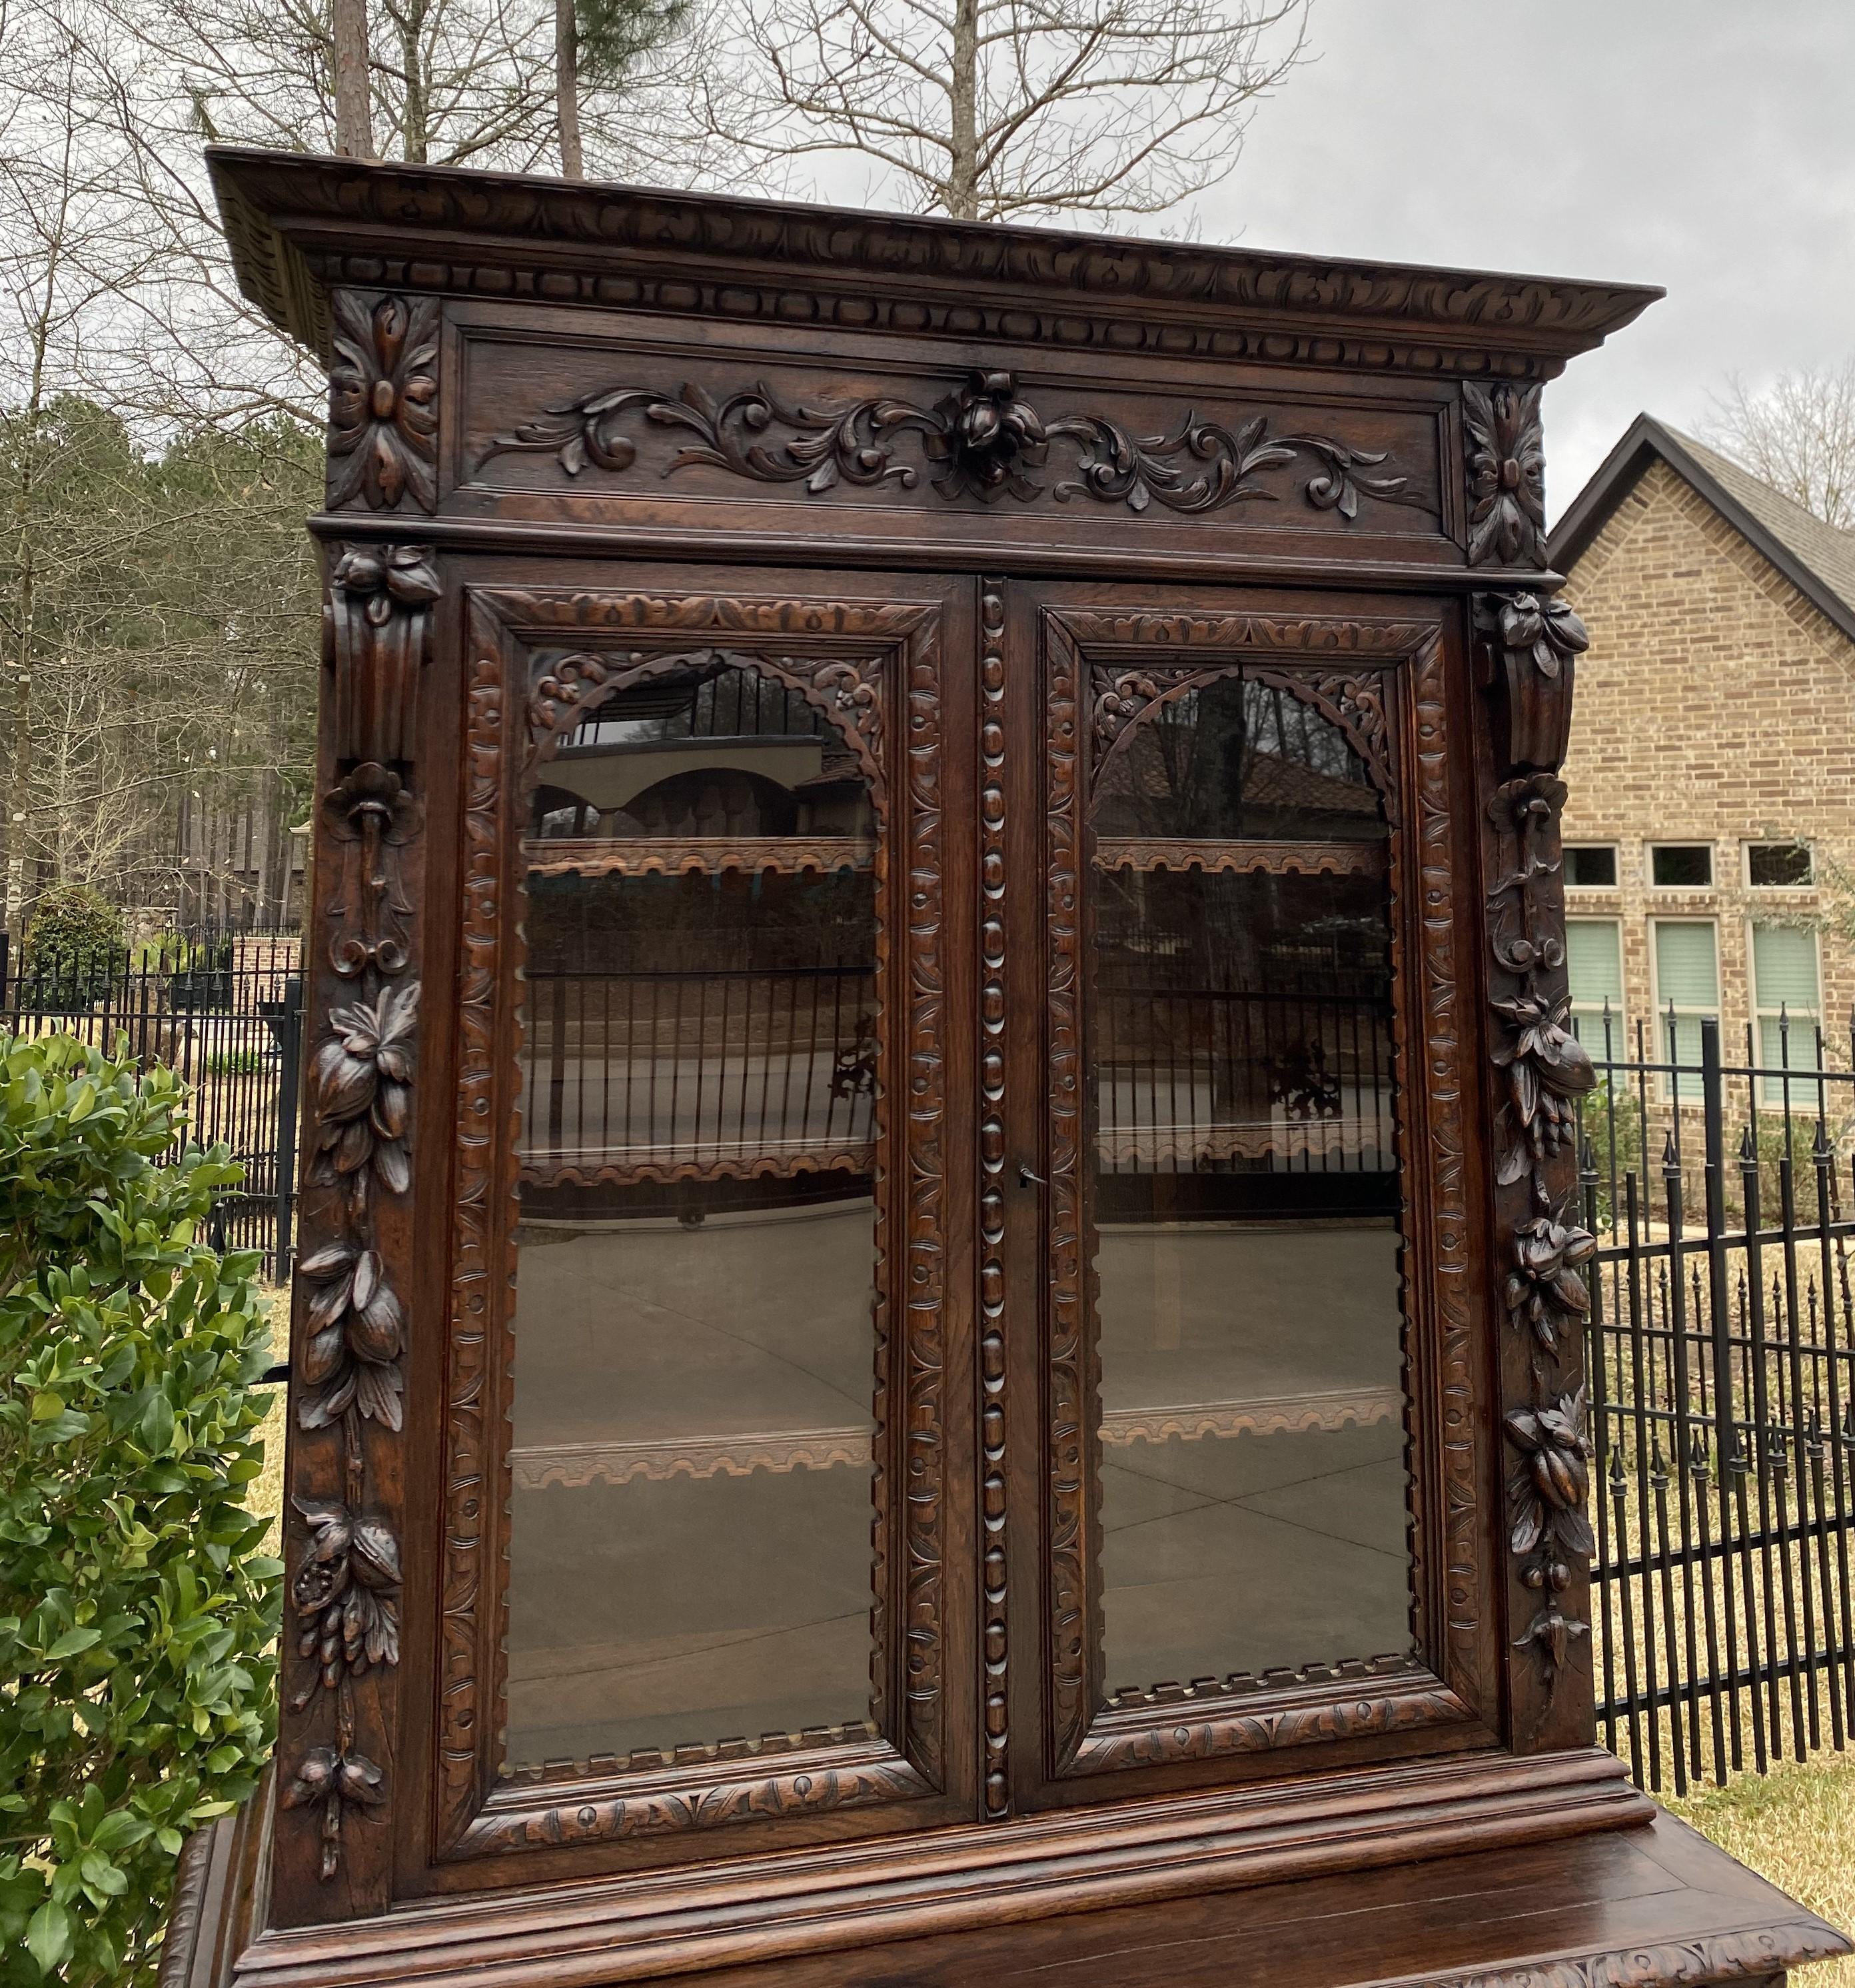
[1702,359,1855,531]
[697,0,1309,223]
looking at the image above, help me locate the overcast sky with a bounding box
[1201,0,1855,521]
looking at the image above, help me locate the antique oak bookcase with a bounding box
[167,147,1850,1988]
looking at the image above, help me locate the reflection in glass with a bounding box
[503,657,883,1774]
[1088,674,1414,1703]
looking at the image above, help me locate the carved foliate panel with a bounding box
[275,543,438,1915]
[434,585,961,1863]
[1475,579,1601,1714]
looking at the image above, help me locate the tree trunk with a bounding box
[332,0,375,159]
[946,0,978,218]
[398,0,430,162]
[556,0,584,179]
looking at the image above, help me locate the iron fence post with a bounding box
[1702,1018,1735,1466]
[273,974,304,1287]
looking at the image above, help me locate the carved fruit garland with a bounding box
[476,367,1428,521]
[286,541,434,1876]
[1481,588,1600,1681]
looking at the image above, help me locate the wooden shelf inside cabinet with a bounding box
[1094,836,1386,878]
[524,835,873,879]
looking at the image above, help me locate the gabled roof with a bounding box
[1549,413,1855,646]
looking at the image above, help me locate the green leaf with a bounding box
[28,1391,63,1422]
[43,1627,103,1661]
[25,1901,72,1976]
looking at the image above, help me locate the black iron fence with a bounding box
[0,930,305,1283]
[1579,1007,1855,1795]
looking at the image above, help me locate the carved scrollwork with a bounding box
[326,544,440,766]
[321,764,422,980]
[476,368,1423,522]
[328,293,439,512]
[1464,383,1547,566]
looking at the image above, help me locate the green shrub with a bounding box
[19,888,123,1004]
[0,1033,281,1987]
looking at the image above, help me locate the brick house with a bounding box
[1548,415,1855,1096]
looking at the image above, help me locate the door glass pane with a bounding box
[503,656,882,1776]
[1087,673,1413,1701]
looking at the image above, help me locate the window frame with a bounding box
[1564,843,1620,891]
[1647,842,1715,891]
[1744,840,1816,891]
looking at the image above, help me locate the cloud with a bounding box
[1201,0,1855,519]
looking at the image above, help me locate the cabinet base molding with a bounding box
[160,1748,1710,1988]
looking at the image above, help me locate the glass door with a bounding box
[1023,593,1487,1804]
[440,577,973,1868]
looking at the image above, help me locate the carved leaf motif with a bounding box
[328,294,439,512]
[1464,383,1546,566]
[291,1495,402,1702]
[308,982,420,1211]
[476,369,1420,522]
[281,1745,387,1881]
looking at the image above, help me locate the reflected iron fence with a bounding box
[0,930,305,1283]
[1578,1006,1855,1795]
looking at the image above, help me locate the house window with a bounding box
[1650,844,1713,889]
[1566,845,1619,888]
[1566,918,1626,1059]
[1747,842,1814,889]
[1752,922,1822,1102]
[1651,920,1719,1100]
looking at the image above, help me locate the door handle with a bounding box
[1018,1163,1046,1188]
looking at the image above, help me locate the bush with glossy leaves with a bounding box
[0,1032,281,1987]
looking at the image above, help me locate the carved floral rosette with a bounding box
[283,529,435,1888]
[1479,582,1601,1685]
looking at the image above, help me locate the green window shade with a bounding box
[1567,921,1623,1007]
[1566,920,1624,1056]
[1752,924,1819,1014]
[1653,922,1718,1010]
[1653,923,1717,1100]
[1754,924,1822,1099]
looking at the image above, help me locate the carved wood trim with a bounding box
[328,291,439,512]
[1409,628,1483,1713]
[518,1149,875,1189]
[1095,836,1383,878]
[521,834,870,878]
[476,369,1428,525]
[277,544,437,1909]
[1040,605,1481,1779]
[209,149,1662,387]
[1464,383,1547,568]
[1071,1676,1468,1776]
[1410,1925,1855,1988]
[436,586,951,1861]
[977,578,1010,1819]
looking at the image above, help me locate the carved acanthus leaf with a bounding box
[328,293,439,512]
[477,368,1423,522]
[1464,383,1546,566]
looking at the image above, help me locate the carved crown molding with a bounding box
[207,149,1661,382]
[477,369,1427,522]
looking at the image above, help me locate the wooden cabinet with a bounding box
[166,149,1851,1988]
